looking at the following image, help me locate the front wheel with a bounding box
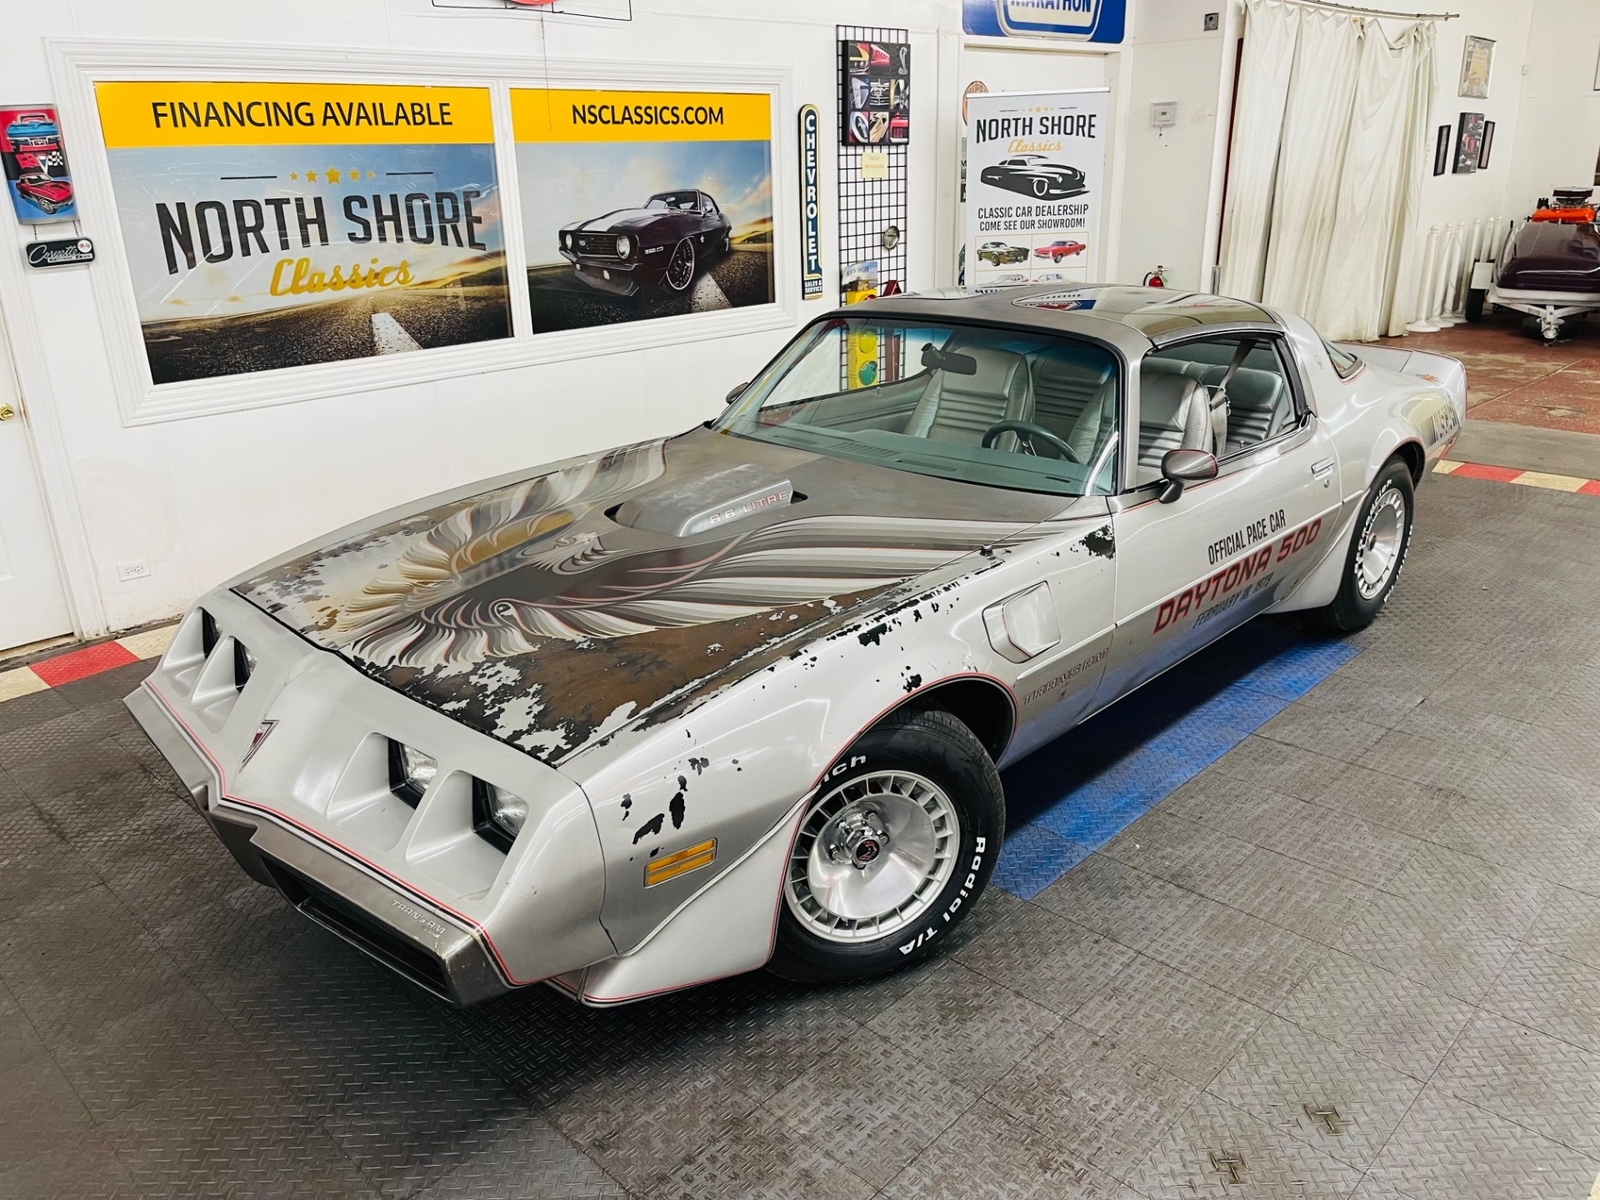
[768,709,1004,984]
[1316,459,1414,632]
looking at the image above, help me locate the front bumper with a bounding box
[122,591,616,1006]
[127,685,513,1005]
[560,250,643,296]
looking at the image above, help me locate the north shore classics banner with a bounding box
[512,88,775,333]
[96,82,511,384]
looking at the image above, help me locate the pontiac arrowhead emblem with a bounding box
[241,720,278,768]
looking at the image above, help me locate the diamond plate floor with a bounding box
[2,471,1599,1199]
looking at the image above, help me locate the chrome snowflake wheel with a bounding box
[1355,482,1406,600]
[784,770,960,943]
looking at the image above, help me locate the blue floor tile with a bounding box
[992,622,1361,898]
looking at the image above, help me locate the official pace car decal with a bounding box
[1154,514,1322,634]
[236,436,1052,762]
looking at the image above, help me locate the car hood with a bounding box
[572,208,678,233]
[233,429,1064,766]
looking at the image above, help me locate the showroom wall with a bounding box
[0,0,954,637]
[1504,0,1600,214]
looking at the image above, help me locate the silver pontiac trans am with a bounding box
[128,286,1465,1007]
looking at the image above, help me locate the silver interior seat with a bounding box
[905,347,1031,450]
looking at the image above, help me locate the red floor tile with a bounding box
[29,641,139,687]
[1447,462,1525,483]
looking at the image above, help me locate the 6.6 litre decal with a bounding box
[1154,515,1323,633]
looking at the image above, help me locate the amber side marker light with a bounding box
[644,839,717,887]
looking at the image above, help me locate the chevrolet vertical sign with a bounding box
[798,104,823,300]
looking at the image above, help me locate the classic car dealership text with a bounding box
[2,1,1600,1197]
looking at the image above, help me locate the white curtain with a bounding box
[1217,0,1436,340]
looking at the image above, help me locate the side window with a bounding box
[1138,335,1298,480]
[1322,338,1361,379]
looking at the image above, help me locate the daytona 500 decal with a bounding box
[1154,516,1323,634]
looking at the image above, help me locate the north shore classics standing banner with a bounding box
[964,88,1108,292]
[512,88,775,333]
[95,82,511,384]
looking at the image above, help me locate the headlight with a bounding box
[615,234,631,258]
[388,740,437,808]
[473,779,528,852]
[562,232,572,249]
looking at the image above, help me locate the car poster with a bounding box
[840,39,909,146]
[95,82,511,385]
[2,105,78,223]
[512,88,775,333]
[964,88,1108,291]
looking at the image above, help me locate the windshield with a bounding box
[717,317,1121,496]
[647,193,697,210]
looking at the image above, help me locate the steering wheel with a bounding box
[981,420,1081,463]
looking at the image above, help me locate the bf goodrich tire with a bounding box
[768,709,1005,985]
[1317,458,1414,632]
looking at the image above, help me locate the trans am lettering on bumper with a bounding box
[1154,518,1322,633]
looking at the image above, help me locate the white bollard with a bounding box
[1450,217,1482,317]
[1406,225,1443,333]
[1435,223,1463,327]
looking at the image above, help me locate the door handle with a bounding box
[1311,457,1334,486]
[0,404,14,422]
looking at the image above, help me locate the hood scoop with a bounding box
[612,463,795,538]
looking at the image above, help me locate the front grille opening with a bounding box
[262,857,452,999]
[201,609,220,656]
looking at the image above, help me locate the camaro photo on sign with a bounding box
[95,82,512,384]
[513,88,775,333]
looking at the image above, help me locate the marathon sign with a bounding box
[797,104,823,300]
[94,81,511,385]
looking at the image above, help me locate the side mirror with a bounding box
[1158,448,1218,503]
[725,382,748,405]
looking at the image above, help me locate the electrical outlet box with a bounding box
[1150,102,1177,129]
[1204,11,1219,30]
[116,560,150,583]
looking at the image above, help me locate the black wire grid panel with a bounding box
[837,25,908,298]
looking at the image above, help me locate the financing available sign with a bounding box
[95,81,511,385]
[964,88,1108,291]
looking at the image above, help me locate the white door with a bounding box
[0,325,71,653]
[1096,330,1340,703]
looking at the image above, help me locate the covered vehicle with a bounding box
[979,155,1086,200]
[128,285,1464,1008]
[1478,187,1600,339]
[558,189,731,296]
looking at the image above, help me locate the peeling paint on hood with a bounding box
[234,429,1065,764]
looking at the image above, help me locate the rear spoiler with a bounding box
[1339,343,1466,411]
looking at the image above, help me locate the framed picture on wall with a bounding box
[1478,119,1496,169]
[1458,35,1493,99]
[1454,112,1485,174]
[1433,124,1451,176]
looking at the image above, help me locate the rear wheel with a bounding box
[768,709,1004,984]
[1316,459,1413,632]
[1464,288,1485,322]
